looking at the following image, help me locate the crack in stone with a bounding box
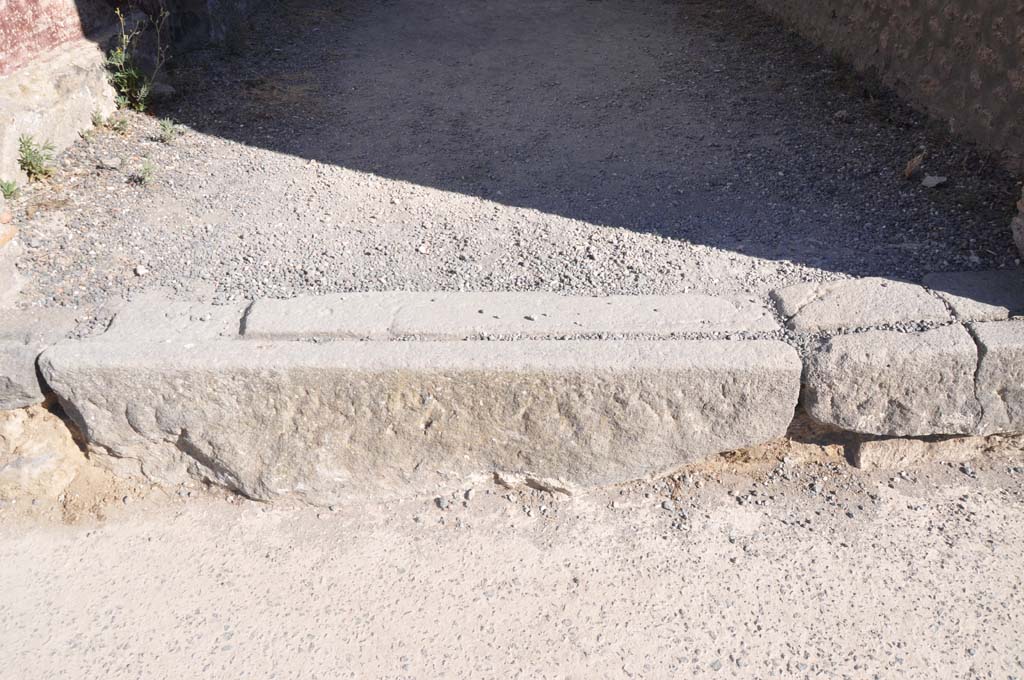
[963,321,988,433]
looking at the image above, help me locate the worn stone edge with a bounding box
[7,294,1022,502]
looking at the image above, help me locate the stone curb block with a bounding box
[923,270,1024,322]
[39,339,801,505]
[974,320,1024,435]
[242,291,779,340]
[803,325,981,437]
[102,291,247,342]
[0,343,47,411]
[771,277,950,332]
[0,309,77,410]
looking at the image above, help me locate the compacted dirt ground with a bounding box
[7,0,1021,327]
[2,449,1024,679]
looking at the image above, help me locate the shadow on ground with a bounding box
[150,0,1020,282]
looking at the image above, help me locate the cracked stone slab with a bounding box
[771,277,950,332]
[39,338,800,505]
[0,308,77,410]
[102,290,247,342]
[922,270,1024,322]
[803,325,981,436]
[241,292,779,340]
[974,320,1024,435]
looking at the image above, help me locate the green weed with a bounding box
[0,180,18,200]
[17,135,55,181]
[128,159,156,187]
[107,6,168,112]
[156,118,181,143]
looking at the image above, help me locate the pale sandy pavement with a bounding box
[1,454,1023,679]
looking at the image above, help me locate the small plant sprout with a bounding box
[107,114,130,135]
[91,110,107,127]
[129,159,156,187]
[156,118,181,143]
[17,135,55,181]
[0,180,18,200]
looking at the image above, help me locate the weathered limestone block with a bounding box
[804,325,981,436]
[974,320,1024,435]
[242,292,779,340]
[0,308,76,410]
[0,39,116,182]
[923,270,1024,322]
[771,278,949,332]
[39,338,801,504]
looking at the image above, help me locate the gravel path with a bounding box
[3,452,1024,678]
[9,0,1021,323]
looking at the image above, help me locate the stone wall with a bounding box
[0,0,118,181]
[0,38,117,183]
[750,0,1024,171]
[0,0,250,76]
[0,0,254,182]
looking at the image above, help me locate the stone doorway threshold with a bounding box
[3,273,1022,505]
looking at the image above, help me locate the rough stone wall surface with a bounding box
[751,0,1024,171]
[161,0,252,51]
[0,38,117,182]
[0,0,256,181]
[0,0,113,76]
